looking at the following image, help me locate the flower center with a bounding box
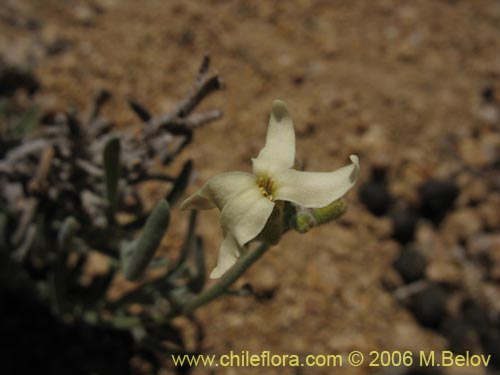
[257,175,275,200]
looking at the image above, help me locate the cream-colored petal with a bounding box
[181,172,256,211]
[252,100,295,176]
[180,193,216,210]
[210,234,241,279]
[220,186,275,246]
[273,155,360,208]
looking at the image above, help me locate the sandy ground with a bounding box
[2,0,500,374]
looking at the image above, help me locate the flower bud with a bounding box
[290,200,346,233]
[289,210,316,233]
[313,199,347,225]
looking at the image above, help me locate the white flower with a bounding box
[181,100,360,278]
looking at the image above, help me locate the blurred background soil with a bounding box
[1,0,500,374]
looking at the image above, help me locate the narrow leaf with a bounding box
[187,236,205,293]
[168,210,197,278]
[123,200,170,281]
[166,159,193,205]
[129,99,152,122]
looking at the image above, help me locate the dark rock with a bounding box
[391,208,418,244]
[419,179,459,224]
[291,74,305,86]
[409,284,447,328]
[394,246,426,283]
[482,86,495,103]
[359,180,392,216]
[46,38,71,56]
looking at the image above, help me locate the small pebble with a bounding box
[481,86,495,103]
[409,284,447,328]
[419,179,459,224]
[359,181,392,216]
[394,246,427,283]
[391,208,418,244]
[359,168,392,216]
[426,261,462,286]
[476,105,499,126]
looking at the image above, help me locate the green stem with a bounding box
[81,238,278,329]
[170,241,270,317]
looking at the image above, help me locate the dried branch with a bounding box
[1,55,223,262]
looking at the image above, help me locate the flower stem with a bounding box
[171,241,271,317]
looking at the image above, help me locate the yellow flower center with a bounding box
[257,175,275,200]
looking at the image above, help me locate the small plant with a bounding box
[0,56,223,370]
[0,56,359,373]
